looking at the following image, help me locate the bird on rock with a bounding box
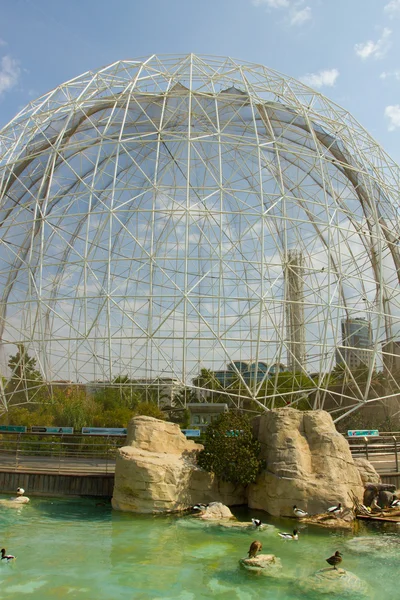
[192,504,208,512]
[278,529,298,540]
[326,551,342,570]
[248,540,262,558]
[1,549,16,561]
[293,505,308,518]
[327,503,342,515]
[251,518,262,528]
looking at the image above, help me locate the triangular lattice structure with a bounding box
[1,54,400,421]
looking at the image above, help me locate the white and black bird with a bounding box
[391,498,400,507]
[192,504,208,512]
[293,505,308,518]
[251,518,262,528]
[278,529,298,540]
[327,503,342,515]
[1,549,16,561]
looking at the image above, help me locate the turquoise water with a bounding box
[0,496,398,599]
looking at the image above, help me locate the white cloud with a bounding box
[385,105,400,131]
[354,28,392,59]
[0,55,21,96]
[252,0,289,6]
[252,0,312,26]
[380,70,400,80]
[384,0,400,17]
[300,68,339,88]
[290,6,311,25]
[0,38,6,47]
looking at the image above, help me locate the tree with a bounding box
[134,401,166,420]
[5,344,45,408]
[197,412,263,486]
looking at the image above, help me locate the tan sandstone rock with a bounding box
[112,416,246,513]
[239,554,282,576]
[353,457,381,485]
[198,502,233,520]
[248,408,364,517]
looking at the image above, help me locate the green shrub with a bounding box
[134,402,166,420]
[197,412,263,486]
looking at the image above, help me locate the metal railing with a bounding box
[346,433,400,473]
[0,432,124,474]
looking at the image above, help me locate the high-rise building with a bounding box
[336,318,373,370]
[285,251,306,372]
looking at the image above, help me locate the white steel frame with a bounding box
[1,54,400,421]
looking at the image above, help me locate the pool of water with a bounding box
[0,496,398,599]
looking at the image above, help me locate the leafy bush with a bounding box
[197,412,263,486]
[134,402,166,420]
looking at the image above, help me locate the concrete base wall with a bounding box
[0,470,114,497]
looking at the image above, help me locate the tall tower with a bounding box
[336,318,373,369]
[285,250,306,372]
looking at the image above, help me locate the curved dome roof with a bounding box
[1,54,400,418]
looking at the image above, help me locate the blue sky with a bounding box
[1,0,400,160]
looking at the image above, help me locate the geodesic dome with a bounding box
[1,53,400,420]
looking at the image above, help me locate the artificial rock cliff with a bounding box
[248,408,364,516]
[112,408,364,515]
[111,416,246,513]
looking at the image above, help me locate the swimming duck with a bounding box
[327,503,342,515]
[247,540,262,558]
[10,487,29,504]
[278,529,298,540]
[251,518,262,527]
[1,549,16,561]
[293,505,308,518]
[326,550,342,570]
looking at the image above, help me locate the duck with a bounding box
[10,487,29,504]
[293,505,308,518]
[192,503,208,512]
[326,550,342,570]
[247,540,262,558]
[391,498,400,507]
[278,529,298,540]
[251,518,262,528]
[1,549,16,561]
[327,503,342,515]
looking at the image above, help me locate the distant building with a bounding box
[194,361,286,401]
[187,402,228,429]
[336,318,373,370]
[285,250,306,371]
[85,377,183,407]
[382,340,400,375]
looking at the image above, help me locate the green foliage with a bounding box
[49,387,95,430]
[5,344,46,407]
[197,412,263,486]
[134,401,166,420]
[94,375,142,410]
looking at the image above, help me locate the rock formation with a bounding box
[112,408,364,517]
[248,408,364,516]
[239,554,282,575]
[298,568,369,597]
[353,457,381,485]
[197,502,233,520]
[112,416,246,513]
